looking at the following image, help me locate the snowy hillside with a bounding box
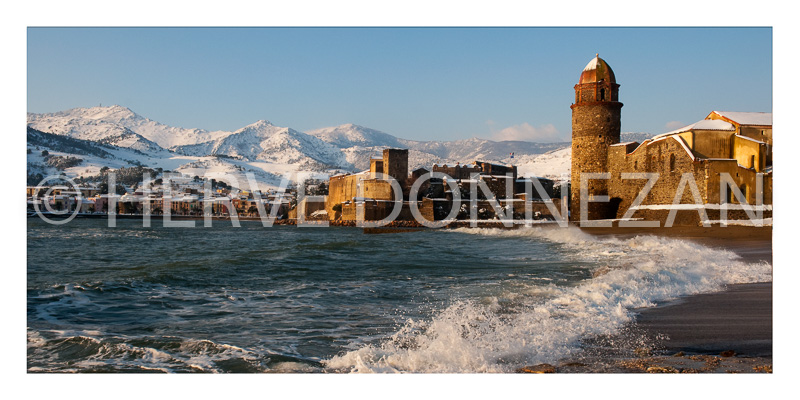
[511,147,572,181]
[28,105,659,189]
[508,133,654,182]
[621,132,656,144]
[27,105,231,150]
[308,123,405,149]
[309,123,568,167]
[207,121,351,169]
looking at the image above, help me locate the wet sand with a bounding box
[632,282,772,356]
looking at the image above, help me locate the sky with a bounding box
[27,27,772,142]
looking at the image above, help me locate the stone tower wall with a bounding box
[570,101,622,220]
[383,148,409,196]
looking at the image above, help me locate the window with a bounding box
[669,154,676,172]
[600,88,606,100]
[750,155,755,169]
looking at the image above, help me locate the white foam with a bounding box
[325,227,772,373]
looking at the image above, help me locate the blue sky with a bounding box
[27,27,772,142]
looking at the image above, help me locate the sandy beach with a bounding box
[519,225,773,373]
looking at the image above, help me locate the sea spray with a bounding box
[324,227,772,373]
[28,220,772,373]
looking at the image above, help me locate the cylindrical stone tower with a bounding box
[569,54,623,221]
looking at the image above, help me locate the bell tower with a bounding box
[569,54,623,222]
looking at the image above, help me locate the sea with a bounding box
[26,218,772,373]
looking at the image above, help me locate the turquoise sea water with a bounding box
[27,218,771,372]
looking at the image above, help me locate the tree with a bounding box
[317,181,328,195]
[27,148,32,154]
[41,150,49,157]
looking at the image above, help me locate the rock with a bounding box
[673,351,685,357]
[634,347,652,357]
[753,365,772,373]
[719,350,736,357]
[517,363,557,373]
[646,366,679,373]
[560,362,587,367]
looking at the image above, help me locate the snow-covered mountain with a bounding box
[307,123,569,170]
[28,105,654,188]
[28,105,230,150]
[308,123,405,149]
[174,120,351,170]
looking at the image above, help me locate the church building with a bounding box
[569,55,772,226]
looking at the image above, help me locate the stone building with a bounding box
[324,147,556,223]
[325,148,412,222]
[569,55,772,226]
[569,54,623,221]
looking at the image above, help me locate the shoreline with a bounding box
[519,226,773,373]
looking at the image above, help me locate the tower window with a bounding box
[669,154,676,171]
[600,88,606,100]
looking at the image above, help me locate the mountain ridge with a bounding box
[27,105,656,188]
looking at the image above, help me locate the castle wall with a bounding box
[361,178,395,201]
[432,164,481,180]
[369,158,384,178]
[326,174,362,220]
[383,149,408,191]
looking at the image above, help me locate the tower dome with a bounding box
[579,54,616,84]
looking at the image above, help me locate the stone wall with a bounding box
[432,164,481,180]
[383,149,408,194]
[570,101,622,220]
[604,135,772,226]
[607,135,706,219]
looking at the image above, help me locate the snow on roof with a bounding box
[655,119,735,138]
[583,56,600,71]
[671,136,696,161]
[735,134,766,144]
[712,111,772,126]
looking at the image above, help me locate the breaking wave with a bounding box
[324,227,772,373]
[27,329,319,373]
